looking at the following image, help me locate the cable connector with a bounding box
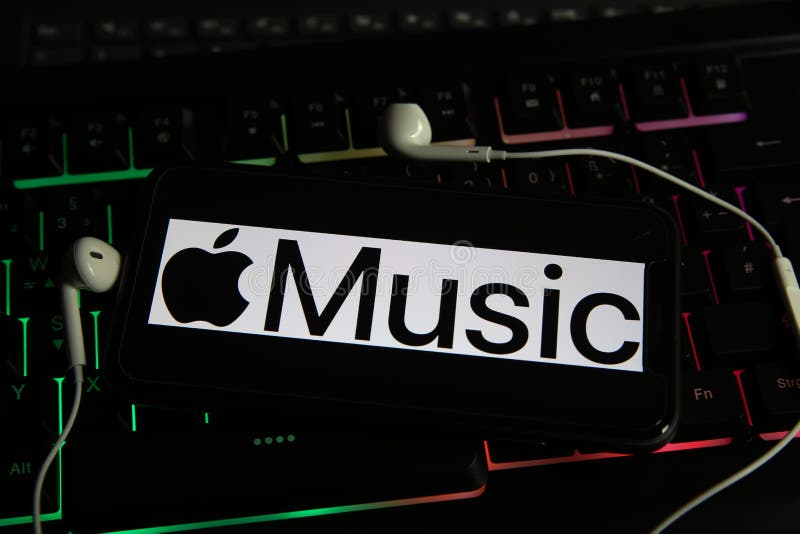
[774,257,800,350]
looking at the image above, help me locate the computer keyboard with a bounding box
[2,1,800,532]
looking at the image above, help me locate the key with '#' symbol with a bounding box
[722,243,767,294]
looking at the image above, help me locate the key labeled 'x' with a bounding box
[86,376,101,393]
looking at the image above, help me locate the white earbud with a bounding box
[380,103,506,163]
[61,236,121,368]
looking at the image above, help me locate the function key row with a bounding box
[1,55,760,189]
[497,58,748,144]
[0,83,473,186]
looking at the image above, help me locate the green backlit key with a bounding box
[0,116,64,179]
[133,104,195,168]
[0,377,61,519]
[0,316,26,380]
[66,111,131,174]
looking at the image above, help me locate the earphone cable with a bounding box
[32,364,84,534]
[504,148,782,257]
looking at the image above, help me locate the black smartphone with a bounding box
[107,163,681,451]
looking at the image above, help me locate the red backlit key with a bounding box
[677,370,745,440]
[751,362,800,432]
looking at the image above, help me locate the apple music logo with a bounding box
[148,218,646,372]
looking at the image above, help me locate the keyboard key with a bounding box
[722,244,768,294]
[103,181,147,249]
[500,75,562,133]
[569,152,636,197]
[549,7,590,22]
[33,20,84,43]
[561,69,619,127]
[41,190,106,250]
[439,163,501,191]
[93,19,139,42]
[367,159,437,185]
[678,370,745,440]
[398,11,440,32]
[689,193,746,242]
[349,13,392,33]
[1,117,64,179]
[207,41,257,54]
[9,252,61,318]
[642,132,696,177]
[627,64,687,121]
[222,99,284,160]
[705,124,800,178]
[448,9,491,30]
[30,46,83,67]
[150,42,202,58]
[133,105,195,168]
[702,301,779,363]
[0,202,25,267]
[421,84,472,141]
[351,87,406,148]
[0,378,60,517]
[291,94,347,153]
[67,112,130,173]
[680,248,713,304]
[687,57,747,115]
[498,8,541,27]
[751,362,800,431]
[505,160,571,196]
[752,178,800,228]
[298,15,340,35]
[27,313,76,377]
[598,6,638,18]
[246,16,291,37]
[0,316,24,379]
[75,373,129,432]
[195,17,240,39]
[91,45,142,63]
[637,134,699,199]
[650,4,686,15]
[146,18,190,40]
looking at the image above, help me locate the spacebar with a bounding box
[63,427,487,531]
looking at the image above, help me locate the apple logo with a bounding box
[161,227,254,327]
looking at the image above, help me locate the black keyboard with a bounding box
[3,2,800,532]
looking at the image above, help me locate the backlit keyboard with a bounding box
[2,2,800,532]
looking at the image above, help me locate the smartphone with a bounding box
[107,163,681,451]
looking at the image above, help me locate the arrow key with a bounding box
[705,124,800,180]
[752,178,800,228]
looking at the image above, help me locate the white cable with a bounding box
[651,416,800,533]
[33,365,84,534]
[503,147,799,532]
[503,148,783,257]
[504,148,800,345]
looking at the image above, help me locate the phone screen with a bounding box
[149,220,646,373]
[109,163,680,451]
